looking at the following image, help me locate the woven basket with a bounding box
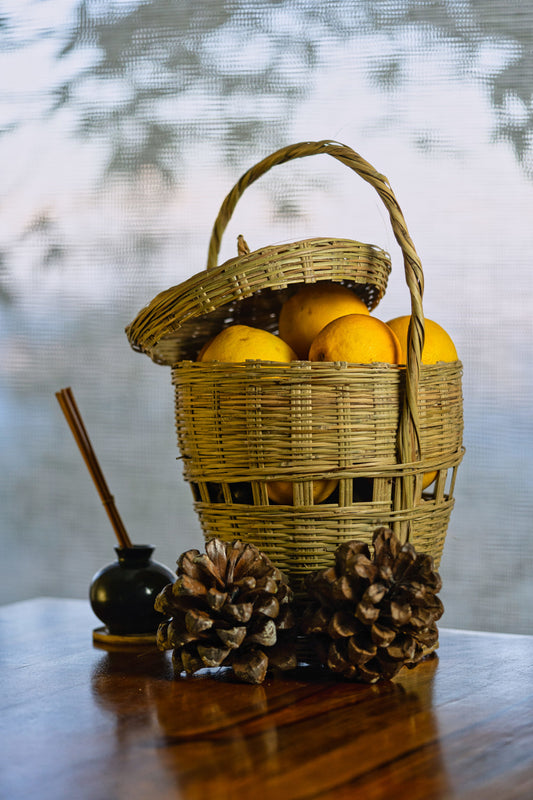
[126,140,464,593]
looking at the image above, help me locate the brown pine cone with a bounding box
[154,538,297,684]
[301,527,444,683]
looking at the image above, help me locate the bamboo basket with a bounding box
[126,140,464,593]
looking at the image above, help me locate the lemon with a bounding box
[279,281,369,359]
[267,478,338,505]
[386,315,458,364]
[386,315,456,491]
[198,324,297,362]
[196,336,214,361]
[308,313,401,364]
[422,471,437,490]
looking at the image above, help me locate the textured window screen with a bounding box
[1,0,532,634]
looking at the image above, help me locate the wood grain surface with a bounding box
[1,598,532,799]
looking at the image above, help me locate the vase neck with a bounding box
[115,545,154,567]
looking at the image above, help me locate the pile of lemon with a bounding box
[197,281,458,504]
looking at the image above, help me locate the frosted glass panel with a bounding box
[1,0,532,634]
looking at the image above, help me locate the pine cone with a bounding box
[302,527,444,683]
[154,538,297,684]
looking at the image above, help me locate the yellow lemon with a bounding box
[267,478,338,505]
[279,281,369,359]
[308,313,401,364]
[422,471,437,490]
[198,324,297,362]
[386,316,456,490]
[386,315,458,364]
[196,336,214,361]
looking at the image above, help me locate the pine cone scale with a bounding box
[370,622,396,647]
[233,649,268,684]
[355,601,380,625]
[194,553,226,588]
[248,618,277,647]
[181,647,203,675]
[204,537,228,575]
[347,635,377,665]
[328,610,359,639]
[206,588,227,611]
[390,601,412,625]
[173,574,208,598]
[363,583,387,605]
[197,643,231,668]
[185,608,213,636]
[216,625,247,649]
[222,601,253,623]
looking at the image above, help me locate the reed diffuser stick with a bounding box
[56,387,133,549]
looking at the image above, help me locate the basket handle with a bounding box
[207,140,425,534]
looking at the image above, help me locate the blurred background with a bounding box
[1,0,532,634]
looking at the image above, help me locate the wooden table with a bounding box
[1,598,532,799]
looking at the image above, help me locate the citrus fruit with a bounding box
[198,324,297,362]
[267,478,338,505]
[422,471,437,490]
[386,316,456,490]
[279,281,369,359]
[385,315,458,364]
[196,336,214,361]
[308,313,401,364]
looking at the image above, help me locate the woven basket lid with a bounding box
[125,235,392,366]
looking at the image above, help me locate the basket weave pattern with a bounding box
[173,360,462,586]
[126,140,464,591]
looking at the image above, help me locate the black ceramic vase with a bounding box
[90,545,175,635]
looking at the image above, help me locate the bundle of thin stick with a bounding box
[56,387,132,549]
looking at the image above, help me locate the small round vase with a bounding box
[90,545,174,635]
